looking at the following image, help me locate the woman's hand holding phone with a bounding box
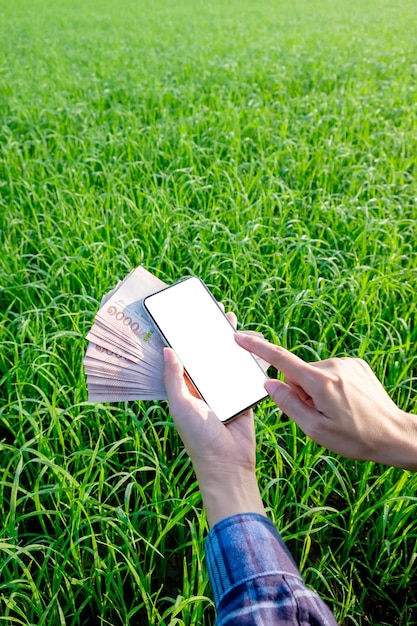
[163,312,266,527]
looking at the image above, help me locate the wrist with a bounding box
[194,463,266,528]
[376,409,417,471]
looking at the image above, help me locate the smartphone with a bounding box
[143,277,268,422]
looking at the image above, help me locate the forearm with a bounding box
[205,513,339,626]
[193,464,266,528]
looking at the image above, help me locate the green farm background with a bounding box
[1,0,416,624]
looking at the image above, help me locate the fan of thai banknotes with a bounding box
[84,266,168,402]
[84,266,268,403]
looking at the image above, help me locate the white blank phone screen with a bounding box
[144,277,268,422]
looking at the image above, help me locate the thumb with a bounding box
[163,348,208,430]
[163,348,188,407]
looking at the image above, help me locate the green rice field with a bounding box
[1,0,417,623]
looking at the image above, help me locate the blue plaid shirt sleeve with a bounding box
[205,513,338,626]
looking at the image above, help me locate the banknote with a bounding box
[84,266,269,403]
[84,266,168,402]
